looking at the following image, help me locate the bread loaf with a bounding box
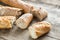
[1,0,33,13]
[0,16,16,29]
[1,0,48,21]
[0,6,23,18]
[28,21,51,39]
[31,7,48,21]
[0,16,16,24]
[16,13,33,29]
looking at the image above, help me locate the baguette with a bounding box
[1,0,33,13]
[16,13,33,29]
[0,16,16,29]
[0,17,11,29]
[0,6,23,18]
[1,0,48,20]
[0,16,16,24]
[31,7,48,21]
[28,21,51,39]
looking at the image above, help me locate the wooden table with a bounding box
[0,1,60,40]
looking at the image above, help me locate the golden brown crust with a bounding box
[0,16,16,24]
[30,21,51,39]
[0,18,12,29]
[34,21,51,37]
[1,0,33,13]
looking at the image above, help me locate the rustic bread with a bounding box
[0,16,16,29]
[1,0,33,13]
[16,13,33,29]
[28,21,51,39]
[0,16,16,24]
[31,7,48,21]
[0,6,23,18]
[0,19,12,29]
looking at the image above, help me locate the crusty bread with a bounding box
[0,17,12,29]
[1,0,33,13]
[28,21,51,39]
[0,16,16,24]
[0,6,23,18]
[16,13,33,29]
[31,7,48,21]
[0,16,16,29]
[1,0,48,21]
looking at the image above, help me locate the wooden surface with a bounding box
[40,0,60,6]
[0,1,60,40]
[25,0,60,6]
